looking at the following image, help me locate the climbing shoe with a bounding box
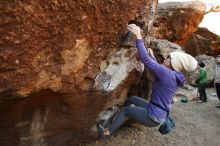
[96,123,107,141]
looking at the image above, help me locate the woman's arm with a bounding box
[127,24,169,78]
[136,39,164,76]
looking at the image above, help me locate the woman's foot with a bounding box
[103,128,110,136]
[97,124,110,140]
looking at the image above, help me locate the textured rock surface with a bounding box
[175,84,198,101]
[195,27,218,40]
[183,27,219,56]
[148,37,182,62]
[1,0,217,145]
[211,41,220,55]
[151,1,206,46]
[0,0,147,98]
[0,0,154,145]
[183,33,211,56]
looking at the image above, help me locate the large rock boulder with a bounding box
[0,0,157,145]
[145,37,183,64]
[183,27,219,56]
[212,40,220,55]
[0,0,148,99]
[175,84,198,101]
[1,0,217,145]
[183,33,211,56]
[195,27,218,40]
[151,1,206,46]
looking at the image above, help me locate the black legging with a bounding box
[199,83,207,102]
[108,96,160,134]
[215,83,220,100]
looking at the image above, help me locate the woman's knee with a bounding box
[127,96,140,102]
[122,107,129,113]
[122,107,134,117]
[124,96,139,106]
[129,95,139,99]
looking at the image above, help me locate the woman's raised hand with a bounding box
[127,24,142,39]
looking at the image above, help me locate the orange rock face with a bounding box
[0,0,146,98]
[1,1,212,145]
[184,27,220,56]
[0,0,152,145]
[151,1,206,46]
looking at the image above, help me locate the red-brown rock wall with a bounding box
[151,1,206,46]
[0,0,146,98]
[183,27,220,56]
[0,0,152,145]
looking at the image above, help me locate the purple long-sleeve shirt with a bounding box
[136,39,185,123]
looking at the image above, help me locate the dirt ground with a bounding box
[87,88,220,146]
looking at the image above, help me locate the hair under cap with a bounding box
[170,51,198,72]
